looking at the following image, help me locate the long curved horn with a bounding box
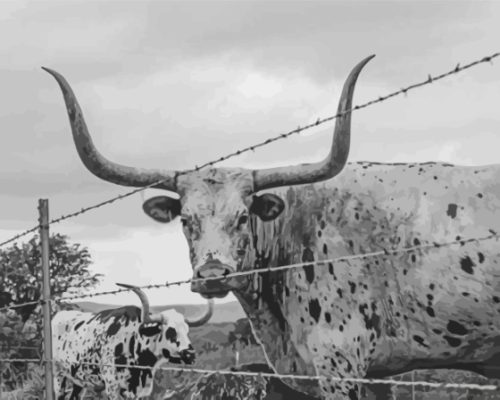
[252,55,375,192]
[185,299,214,327]
[42,68,178,191]
[116,283,153,323]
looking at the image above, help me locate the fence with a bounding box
[0,51,499,399]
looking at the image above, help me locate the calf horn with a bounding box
[185,299,214,327]
[252,55,375,192]
[116,283,161,324]
[43,67,178,192]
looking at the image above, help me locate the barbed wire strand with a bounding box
[0,358,497,391]
[2,231,497,312]
[0,51,497,250]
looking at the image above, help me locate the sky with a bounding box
[0,0,499,307]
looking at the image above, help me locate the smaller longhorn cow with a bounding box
[52,283,214,400]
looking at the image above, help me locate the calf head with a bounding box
[45,55,374,299]
[116,283,214,364]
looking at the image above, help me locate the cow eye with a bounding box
[181,216,188,227]
[237,214,248,226]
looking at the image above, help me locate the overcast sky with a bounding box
[1,0,499,307]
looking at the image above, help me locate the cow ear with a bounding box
[143,196,181,223]
[250,194,285,221]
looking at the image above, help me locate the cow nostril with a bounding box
[180,349,195,364]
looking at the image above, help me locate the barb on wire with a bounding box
[0,51,498,250]
[55,232,499,303]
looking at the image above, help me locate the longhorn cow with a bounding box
[52,283,213,399]
[44,56,500,400]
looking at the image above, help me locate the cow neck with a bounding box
[230,200,320,394]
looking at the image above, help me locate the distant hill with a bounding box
[75,300,246,323]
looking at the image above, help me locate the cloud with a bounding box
[1,0,499,305]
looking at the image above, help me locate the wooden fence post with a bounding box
[39,199,54,400]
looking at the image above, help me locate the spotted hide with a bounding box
[51,285,213,399]
[46,55,500,400]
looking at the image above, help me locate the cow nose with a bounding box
[196,266,232,279]
[180,349,195,365]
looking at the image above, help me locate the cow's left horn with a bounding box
[252,55,375,192]
[185,299,214,327]
[116,283,153,324]
[43,67,179,192]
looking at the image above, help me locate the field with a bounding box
[2,301,500,399]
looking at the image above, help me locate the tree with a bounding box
[0,233,101,322]
[0,234,101,392]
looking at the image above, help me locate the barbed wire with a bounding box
[0,230,494,312]
[57,231,499,302]
[0,358,496,391]
[0,51,497,250]
[0,226,40,249]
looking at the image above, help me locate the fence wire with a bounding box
[0,358,497,392]
[1,231,498,310]
[0,51,498,250]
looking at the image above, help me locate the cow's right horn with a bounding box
[43,68,179,192]
[116,283,154,324]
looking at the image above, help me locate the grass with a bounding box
[3,321,500,399]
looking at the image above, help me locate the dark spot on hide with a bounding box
[107,320,121,337]
[74,321,84,331]
[328,263,334,275]
[348,388,359,400]
[325,312,331,323]
[413,335,429,348]
[443,335,462,348]
[309,299,322,323]
[478,252,485,263]
[166,327,178,343]
[128,349,158,394]
[493,296,500,303]
[426,307,435,317]
[302,248,315,284]
[447,320,468,336]
[115,343,123,357]
[348,281,356,294]
[446,204,457,219]
[129,335,136,355]
[460,256,475,274]
[139,323,162,337]
[323,243,328,255]
[358,303,381,338]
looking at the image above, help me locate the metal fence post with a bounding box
[39,199,54,400]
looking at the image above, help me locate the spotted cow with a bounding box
[52,284,213,399]
[45,56,500,399]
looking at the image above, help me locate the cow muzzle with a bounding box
[180,349,196,365]
[191,260,246,298]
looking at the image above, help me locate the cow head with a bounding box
[116,283,213,364]
[45,55,374,299]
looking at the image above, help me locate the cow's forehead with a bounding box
[177,168,253,213]
[161,309,187,326]
[177,168,253,196]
